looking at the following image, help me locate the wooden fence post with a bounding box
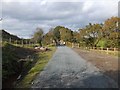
[16,40,17,46]
[22,40,24,47]
[77,43,79,48]
[114,48,116,51]
[114,48,116,55]
[29,41,31,46]
[107,48,109,54]
[101,47,103,50]
[9,38,11,43]
[72,43,74,48]
[26,40,27,46]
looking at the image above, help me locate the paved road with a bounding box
[32,46,118,88]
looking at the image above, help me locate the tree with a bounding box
[73,31,80,43]
[78,23,102,47]
[32,27,44,46]
[53,26,61,44]
[78,17,120,48]
[102,17,120,47]
[43,28,54,45]
[59,27,73,42]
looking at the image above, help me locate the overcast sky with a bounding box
[0,0,119,38]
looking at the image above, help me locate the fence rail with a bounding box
[71,43,119,52]
[2,38,36,47]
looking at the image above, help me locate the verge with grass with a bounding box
[16,47,56,88]
[2,42,37,88]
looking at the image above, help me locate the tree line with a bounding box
[32,17,120,48]
[1,16,119,48]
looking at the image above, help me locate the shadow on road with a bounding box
[103,70,119,87]
[71,71,119,88]
[32,70,119,88]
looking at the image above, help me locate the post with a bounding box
[26,40,27,46]
[16,40,17,46]
[9,38,11,43]
[114,48,116,55]
[107,48,109,54]
[78,43,79,48]
[72,43,74,48]
[114,48,116,51]
[101,47,103,50]
[22,39,24,47]
[29,41,31,46]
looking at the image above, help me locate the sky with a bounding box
[0,0,119,38]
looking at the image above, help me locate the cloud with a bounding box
[1,0,119,38]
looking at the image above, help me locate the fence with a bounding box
[71,42,119,55]
[2,38,36,47]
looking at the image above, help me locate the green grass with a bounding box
[2,42,38,86]
[17,47,56,88]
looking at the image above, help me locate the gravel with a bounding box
[31,46,118,88]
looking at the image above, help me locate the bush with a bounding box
[97,39,108,48]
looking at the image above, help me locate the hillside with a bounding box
[0,30,21,42]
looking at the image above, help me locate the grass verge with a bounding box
[2,42,37,88]
[16,47,56,88]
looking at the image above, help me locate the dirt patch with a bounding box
[72,48,119,83]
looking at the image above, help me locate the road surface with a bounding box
[32,46,118,88]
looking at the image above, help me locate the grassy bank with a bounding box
[2,42,37,88]
[16,46,56,88]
